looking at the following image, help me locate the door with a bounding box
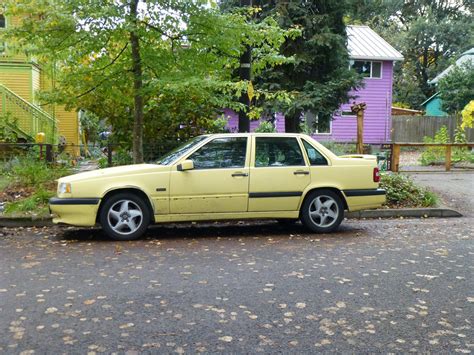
[169,137,250,214]
[249,136,311,212]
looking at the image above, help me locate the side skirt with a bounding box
[154,211,299,223]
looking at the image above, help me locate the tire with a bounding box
[300,189,344,233]
[99,193,151,241]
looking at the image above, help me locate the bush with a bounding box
[4,155,71,188]
[320,141,357,156]
[420,125,474,165]
[254,121,276,133]
[380,173,438,208]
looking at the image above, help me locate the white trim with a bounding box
[350,60,383,79]
[314,114,332,135]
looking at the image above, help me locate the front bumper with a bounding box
[49,198,101,226]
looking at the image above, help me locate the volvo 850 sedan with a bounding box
[49,133,386,240]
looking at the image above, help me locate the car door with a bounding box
[169,136,250,214]
[249,136,311,212]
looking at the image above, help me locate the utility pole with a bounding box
[351,102,367,154]
[238,0,252,133]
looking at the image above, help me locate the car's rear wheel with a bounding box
[300,190,344,233]
[99,193,151,240]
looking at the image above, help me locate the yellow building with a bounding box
[0,12,80,152]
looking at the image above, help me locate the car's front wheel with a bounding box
[300,190,344,233]
[99,193,151,240]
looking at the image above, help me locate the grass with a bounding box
[1,154,72,216]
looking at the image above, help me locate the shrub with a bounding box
[254,121,276,133]
[320,141,357,156]
[4,155,71,188]
[380,173,438,208]
[420,125,474,165]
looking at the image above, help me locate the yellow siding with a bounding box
[32,67,40,103]
[56,105,80,154]
[0,66,31,101]
[1,16,28,62]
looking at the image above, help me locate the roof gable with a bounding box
[347,25,404,62]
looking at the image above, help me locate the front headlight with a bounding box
[58,182,72,194]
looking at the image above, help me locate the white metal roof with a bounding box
[347,25,404,61]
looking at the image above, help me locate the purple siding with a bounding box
[314,60,393,143]
[224,60,394,143]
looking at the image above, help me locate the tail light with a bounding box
[373,167,380,182]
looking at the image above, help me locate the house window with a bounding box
[304,111,332,134]
[341,110,356,117]
[0,14,5,28]
[351,60,382,78]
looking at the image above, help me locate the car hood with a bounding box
[58,164,168,183]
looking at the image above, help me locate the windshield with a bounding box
[156,135,208,165]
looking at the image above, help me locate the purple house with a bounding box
[226,25,403,143]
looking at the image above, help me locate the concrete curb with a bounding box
[345,208,462,219]
[0,208,463,228]
[0,216,54,228]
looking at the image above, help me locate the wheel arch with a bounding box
[300,186,348,211]
[96,187,155,223]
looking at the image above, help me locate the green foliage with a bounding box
[222,0,362,131]
[254,121,276,133]
[5,1,298,159]
[420,126,449,165]
[4,188,54,215]
[380,173,438,208]
[320,141,357,156]
[420,125,474,165]
[3,154,71,187]
[438,63,474,115]
[80,111,105,145]
[346,0,473,108]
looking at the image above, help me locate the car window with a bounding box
[157,135,208,165]
[188,137,247,169]
[255,137,305,167]
[302,140,328,166]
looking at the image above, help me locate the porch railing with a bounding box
[0,84,58,143]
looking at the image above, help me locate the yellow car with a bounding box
[49,133,385,240]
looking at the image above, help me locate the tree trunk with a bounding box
[130,0,144,163]
[285,111,300,133]
[238,0,252,133]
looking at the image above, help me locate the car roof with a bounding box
[206,132,307,138]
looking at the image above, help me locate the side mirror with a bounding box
[177,159,194,171]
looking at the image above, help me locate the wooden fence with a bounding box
[391,115,474,142]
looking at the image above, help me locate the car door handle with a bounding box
[232,172,249,177]
[293,170,310,175]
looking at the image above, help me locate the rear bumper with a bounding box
[49,198,100,226]
[342,189,386,211]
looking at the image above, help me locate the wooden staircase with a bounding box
[0,84,58,143]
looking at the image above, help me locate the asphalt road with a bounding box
[1,215,473,353]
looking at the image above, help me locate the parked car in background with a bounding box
[49,133,385,240]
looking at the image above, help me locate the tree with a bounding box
[222,0,361,132]
[5,0,296,162]
[438,63,474,115]
[347,0,473,108]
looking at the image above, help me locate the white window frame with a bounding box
[314,113,332,135]
[350,60,383,79]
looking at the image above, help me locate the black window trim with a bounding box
[183,136,249,171]
[253,136,308,168]
[301,138,331,166]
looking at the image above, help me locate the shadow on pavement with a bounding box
[59,220,365,243]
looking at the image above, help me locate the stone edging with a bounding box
[0,208,463,228]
